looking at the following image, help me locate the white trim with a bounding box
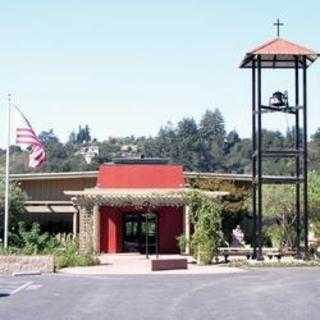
[11,281,33,295]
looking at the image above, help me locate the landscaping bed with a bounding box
[0,222,99,274]
[229,257,320,268]
[0,255,54,275]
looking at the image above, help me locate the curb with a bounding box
[12,271,42,277]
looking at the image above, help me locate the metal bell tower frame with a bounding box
[240,34,318,260]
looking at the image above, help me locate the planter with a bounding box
[0,255,54,275]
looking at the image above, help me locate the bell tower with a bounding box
[240,25,319,260]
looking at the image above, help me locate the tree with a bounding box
[4,108,320,175]
[262,184,296,249]
[309,171,320,238]
[39,129,59,145]
[225,138,251,173]
[176,118,201,170]
[262,172,320,249]
[76,125,91,144]
[200,109,226,144]
[311,128,320,142]
[68,131,77,144]
[0,181,26,245]
[261,129,286,150]
[199,109,226,171]
[39,130,69,172]
[310,128,320,171]
[154,122,179,161]
[225,130,241,151]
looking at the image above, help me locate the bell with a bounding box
[269,90,288,108]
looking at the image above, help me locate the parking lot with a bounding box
[0,278,35,298]
[1,268,320,320]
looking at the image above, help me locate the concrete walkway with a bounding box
[59,253,244,275]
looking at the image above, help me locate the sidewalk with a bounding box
[59,253,244,275]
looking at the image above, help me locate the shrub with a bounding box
[0,223,99,270]
[0,182,27,245]
[261,171,320,248]
[176,234,188,254]
[313,219,320,238]
[190,196,223,265]
[0,245,21,255]
[54,237,99,269]
[265,224,295,250]
[15,222,60,255]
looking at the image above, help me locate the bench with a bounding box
[151,258,188,271]
[264,249,296,260]
[219,248,252,263]
[219,247,296,263]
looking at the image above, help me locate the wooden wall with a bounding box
[18,177,97,201]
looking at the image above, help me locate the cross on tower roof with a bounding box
[273,18,284,38]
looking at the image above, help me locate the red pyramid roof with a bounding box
[250,38,317,56]
[240,37,319,69]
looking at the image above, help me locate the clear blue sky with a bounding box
[0,1,319,146]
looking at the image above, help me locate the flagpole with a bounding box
[4,94,11,248]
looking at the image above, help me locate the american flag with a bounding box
[14,105,46,168]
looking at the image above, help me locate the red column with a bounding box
[158,207,183,253]
[100,207,123,253]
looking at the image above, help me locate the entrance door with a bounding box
[123,213,157,254]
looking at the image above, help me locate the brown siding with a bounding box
[18,177,97,201]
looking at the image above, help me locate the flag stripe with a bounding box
[14,105,46,169]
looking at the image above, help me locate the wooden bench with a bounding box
[219,248,252,263]
[151,259,188,271]
[264,249,296,260]
[219,247,296,262]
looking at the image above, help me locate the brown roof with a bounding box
[240,37,319,69]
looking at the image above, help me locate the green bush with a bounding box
[0,223,99,269]
[15,222,60,255]
[54,237,99,269]
[190,196,223,265]
[0,181,27,245]
[313,216,320,239]
[0,222,61,255]
[0,245,22,255]
[265,224,295,250]
[176,234,188,254]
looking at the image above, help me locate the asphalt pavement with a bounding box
[0,268,319,320]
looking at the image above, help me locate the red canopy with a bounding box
[240,37,319,69]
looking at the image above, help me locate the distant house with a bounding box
[120,144,139,158]
[79,145,99,164]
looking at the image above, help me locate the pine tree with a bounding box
[199,109,226,171]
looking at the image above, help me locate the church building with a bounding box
[65,158,226,254]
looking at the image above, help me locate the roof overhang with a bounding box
[7,171,252,183]
[240,53,318,69]
[24,201,78,214]
[65,188,229,208]
[10,171,98,181]
[240,38,319,69]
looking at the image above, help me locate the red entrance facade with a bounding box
[97,160,185,254]
[100,206,183,253]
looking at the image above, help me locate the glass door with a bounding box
[123,214,140,252]
[123,213,157,254]
[140,213,157,254]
